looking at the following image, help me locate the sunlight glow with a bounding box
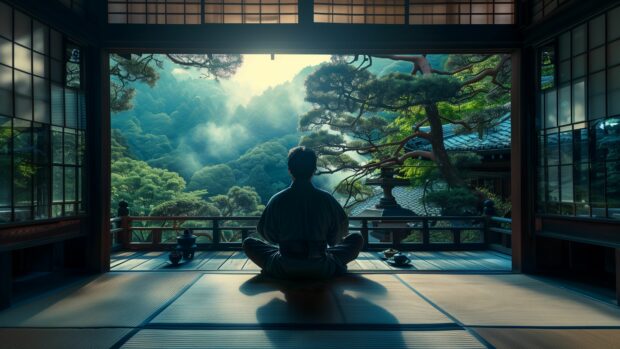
[231,54,331,96]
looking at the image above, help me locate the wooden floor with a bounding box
[111,250,512,272]
[1,272,619,349]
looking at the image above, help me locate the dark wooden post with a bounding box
[360,219,369,250]
[0,251,11,310]
[422,218,430,246]
[85,45,111,273]
[118,201,130,249]
[212,219,220,246]
[616,248,620,306]
[298,0,313,25]
[511,48,536,273]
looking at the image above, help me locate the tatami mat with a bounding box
[332,274,452,325]
[473,328,620,349]
[121,329,486,349]
[0,272,198,327]
[399,274,620,326]
[151,274,453,326]
[151,274,343,324]
[0,328,131,349]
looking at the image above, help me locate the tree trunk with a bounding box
[425,104,467,188]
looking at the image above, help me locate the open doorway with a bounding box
[108,53,512,272]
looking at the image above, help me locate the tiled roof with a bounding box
[405,112,511,152]
[350,186,441,217]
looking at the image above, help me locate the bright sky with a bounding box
[230,54,330,96]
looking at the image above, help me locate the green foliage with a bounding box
[301,54,511,199]
[423,187,479,216]
[188,164,236,196]
[150,197,220,217]
[210,186,265,217]
[476,187,512,217]
[111,157,190,216]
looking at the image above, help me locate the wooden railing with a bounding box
[109,215,497,252]
[487,216,512,254]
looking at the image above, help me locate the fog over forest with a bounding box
[111,54,430,213]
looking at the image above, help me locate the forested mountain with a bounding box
[110,54,480,216]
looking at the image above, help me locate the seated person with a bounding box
[243,146,364,279]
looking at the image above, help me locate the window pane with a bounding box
[589,71,605,119]
[558,84,571,125]
[15,70,32,120]
[573,127,589,163]
[0,36,12,67]
[64,166,75,201]
[589,15,605,49]
[609,6,620,42]
[64,130,76,165]
[65,89,77,128]
[14,206,32,222]
[34,161,49,220]
[602,117,620,161]
[559,60,570,83]
[51,83,64,125]
[591,119,607,161]
[0,64,12,116]
[559,130,572,164]
[32,21,49,55]
[51,59,62,83]
[546,132,559,165]
[572,54,585,78]
[548,165,559,202]
[14,11,32,48]
[66,45,80,89]
[608,66,620,116]
[559,32,571,61]
[0,116,11,206]
[50,30,62,60]
[589,46,605,73]
[13,119,32,206]
[0,2,12,39]
[14,44,31,73]
[545,90,557,128]
[572,79,585,123]
[52,165,63,202]
[34,76,50,124]
[560,165,573,203]
[572,24,586,56]
[52,127,62,163]
[540,45,555,90]
[51,203,62,218]
[33,122,49,165]
[574,163,589,204]
[607,161,620,219]
[608,39,620,67]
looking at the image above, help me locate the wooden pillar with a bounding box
[298,0,313,25]
[0,251,11,309]
[511,48,536,273]
[85,46,111,273]
[616,248,620,306]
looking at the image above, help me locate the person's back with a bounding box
[242,146,364,279]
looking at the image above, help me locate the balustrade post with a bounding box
[118,201,130,249]
[360,219,369,250]
[483,199,496,246]
[422,218,430,246]
[212,219,220,246]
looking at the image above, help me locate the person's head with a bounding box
[287,146,317,181]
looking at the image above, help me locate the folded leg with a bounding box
[242,237,279,269]
[328,232,364,266]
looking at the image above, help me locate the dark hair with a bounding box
[288,146,317,180]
